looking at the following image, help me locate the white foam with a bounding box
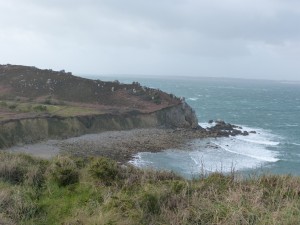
[211,139,279,162]
[285,124,299,127]
[199,122,216,129]
[187,97,198,101]
[129,153,152,167]
[189,148,260,173]
[292,143,300,146]
[130,124,281,177]
[235,136,280,146]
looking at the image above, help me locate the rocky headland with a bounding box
[0,64,251,161]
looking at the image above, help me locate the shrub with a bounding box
[0,187,38,222]
[140,192,160,215]
[33,105,47,112]
[0,101,8,107]
[48,156,79,187]
[8,104,17,110]
[0,159,25,184]
[88,157,118,184]
[24,166,45,187]
[43,99,52,105]
[0,153,46,186]
[152,93,161,104]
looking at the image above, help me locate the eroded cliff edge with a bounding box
[0,102,198,148]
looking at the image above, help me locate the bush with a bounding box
[88,157,118,184]
[0,101,8,107]
[140,192,160,215]
[8,104,17,110]
[24,166,45,187]
[0,159,25,184]
[33,105,47,112]
[0,187,38,222]
[0,153,45,185]
[48,156,79,187]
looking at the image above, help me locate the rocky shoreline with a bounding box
[7,121,253,163]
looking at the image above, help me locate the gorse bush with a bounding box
[48,156,79,187]
[88,157,118,184]
[0,152,45,185]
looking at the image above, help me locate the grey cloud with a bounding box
[0,0,300,80]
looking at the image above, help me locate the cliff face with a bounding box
[0,102,198,148]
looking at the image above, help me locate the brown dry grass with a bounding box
[0,152,300,225]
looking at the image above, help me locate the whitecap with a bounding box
[198,122,216,129]
[235,136,280,146]
[129,152,152,167]
[211,140,279,162]
[187,97,198,101]
[285,124,299,127]
[292,143,300,146]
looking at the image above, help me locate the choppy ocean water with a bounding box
[98,76,300,178]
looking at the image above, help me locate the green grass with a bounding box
[0,152,300,224]
[0,100,100,119]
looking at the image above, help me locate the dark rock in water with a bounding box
[206,120,251,137]
[214,122,234,131]
[230,129,242,136]
[242,131,249,136]
[208,120,214,124]
[249,131,257,134]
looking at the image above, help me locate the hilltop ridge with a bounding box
[0,64,180,113]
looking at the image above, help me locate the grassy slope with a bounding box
[0,100,100,121]
[0,65,180,120]
[0,152,300,225]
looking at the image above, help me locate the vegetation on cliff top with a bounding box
[1,152,300,225]
[0,64,181,121]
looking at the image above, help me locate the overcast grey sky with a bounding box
[0,0,300,80]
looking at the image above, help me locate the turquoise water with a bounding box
[98,76,300,178]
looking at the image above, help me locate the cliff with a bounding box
[0,64,198,148]
[0,103,198,148]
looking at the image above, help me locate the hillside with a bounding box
[0,64,181,119]
[0,64,199,148]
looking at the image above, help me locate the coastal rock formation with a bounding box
[206,120,249,137]
[157,102,199,129]
[0,64,198,148]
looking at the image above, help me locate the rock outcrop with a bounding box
[159,101,198,129]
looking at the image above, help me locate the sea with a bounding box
[97,76,300,178]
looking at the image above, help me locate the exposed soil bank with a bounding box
[0,103,198,149]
